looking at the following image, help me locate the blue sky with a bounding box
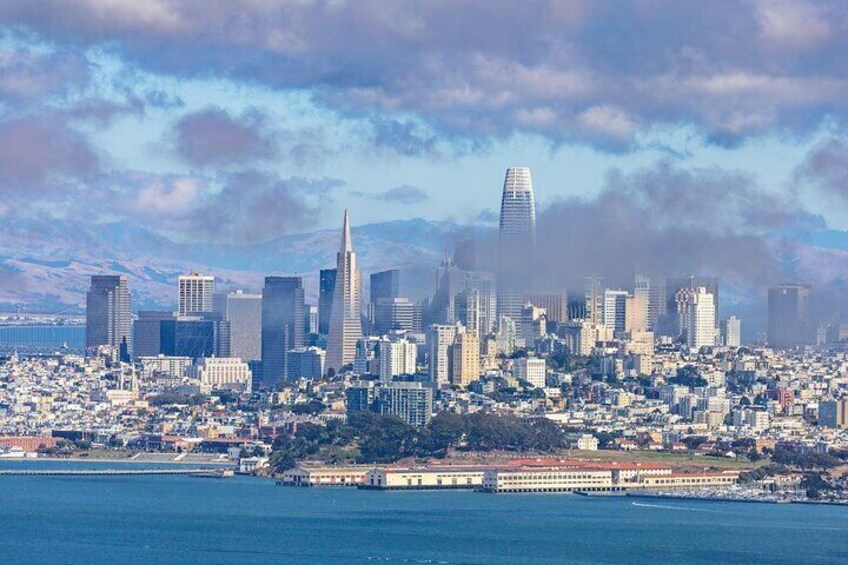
[0,1,847,242]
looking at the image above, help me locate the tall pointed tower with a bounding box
[327,209,362,373]
[497,167,537,322]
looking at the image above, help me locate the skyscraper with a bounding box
[178,273,214,315]
[722,316,742,347]
[682,287,716,350]
[318,268,336,335]
[603,289,629,334]
[370,269,400,306]
[497,166,536,322]
[450,331,480,388]
[665,276,719,337]
[86,275,132,352]
[223,290,262,362]
[261,276,305,386]
[428,323,459,386]
[327,210,363,373]
[768,284,812,349]
[373,297,423,335]
[133,310,175,357]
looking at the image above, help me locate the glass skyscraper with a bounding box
[261,276,305,386]
[497,167,536,322]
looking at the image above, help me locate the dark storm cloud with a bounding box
[458,162,823,299]
[173,107,277,167]
[3,1,848,147]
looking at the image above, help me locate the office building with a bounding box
[327,210,363,373]
[160,314,229,360]
[178,273,214,315]
[819,399,848,429]
[497,167,536,321]
[514,357,546,388]
[86,275,132,352]
[520,303,547,347]
[497,167,536,318]
[455,290,481,336]
[625,292,647,334]
[288,347,326,380]
[220,290,262,362]
[261,276,305,385]
[376,382,433,426]
[603,290,629,335]
[525,292,568,325]
[318,268,337,336]
[133,310,175,357]
[188,357,252,393]
[584,277,604,325]
[373,297,422,335]
[768,284,812,349]
[370,269,400,306]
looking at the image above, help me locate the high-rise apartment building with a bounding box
[683,287,716,350]
[318,268,337,335]
[450,331,479,388]
[665,276,719,337]
[497,167,536,322]
[86,275,132,352]
[768,284,812,349]
[722,316,742,347]
[514,357,546,388]
[376,382,433,426]
[377,337,417,382]
[327,210,363,373]
[178,273,214,315]
[427,323,459,386]
[261,276,305,385]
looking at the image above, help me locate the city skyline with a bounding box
[2,5,848,561]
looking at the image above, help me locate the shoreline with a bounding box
[0,456,236,467]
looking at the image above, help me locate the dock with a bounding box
[0,468,232,477]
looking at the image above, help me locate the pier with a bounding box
[0,468,232,477]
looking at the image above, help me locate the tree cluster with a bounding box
[268,412,571,472]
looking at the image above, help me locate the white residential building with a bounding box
[514,357,546,388]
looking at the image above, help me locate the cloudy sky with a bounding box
[1,0,847,244]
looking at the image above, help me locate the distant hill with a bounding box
[0,216,473,311]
